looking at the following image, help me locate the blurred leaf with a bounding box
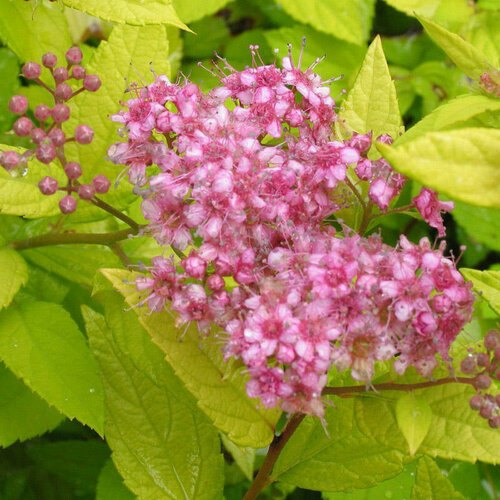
[378,128,500,209]
[183,16,229,59]
[173,0,231,23]
[396,393,432,456]
[84,304,224,500]
[96,459,135,500]
[277,0,376,45]
[220,433,255,481]
[411,456,465,499]
[340,35,403,140]
[0,362,62,447]
[383,34,444,69]
[0,48,19,133]
[59,0,189,30]
[99,268,280,448]
[0,247,27,309]
[477,0,500,10]
[0,301,104,434]
[461,269,500,316]
[467,11,500,68]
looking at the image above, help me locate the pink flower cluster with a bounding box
[109,48,473,416]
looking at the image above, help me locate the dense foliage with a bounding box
[0,0,499,499]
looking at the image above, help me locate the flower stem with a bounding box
[89,196,141,231]
[243,414,305,500]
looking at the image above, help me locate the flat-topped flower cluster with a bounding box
[109,48,474,416]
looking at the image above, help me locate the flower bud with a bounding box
[480,405,493,419]
[22,62,41,80]
[13,117,33,137]
[59,195,77,214]
[74,124,94,144]
[78,184,95,200]
[477,352,490,367]
[83,75,101,92]
[65,46,83,65]
[489,416,500,429]
[35,143,57,164]
[0,151,20,170]
[484,329,500,351]
[34,104,51,121]
[64,161,82,180]
[53,66,69,84]
[54,83,73,101]
[92,174,110,194]
[8,95,28,115]
[38,176,58,195]
[460,355,476,374]
[52,104,70,123]
[30,128,46,144]
[71,65,86,80]
[469,394,483,410]
[42,52,57,68]
[473,374,492,390]
[48,128,66,146]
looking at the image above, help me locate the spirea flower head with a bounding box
[109,45,474,417]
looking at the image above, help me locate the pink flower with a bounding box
[412,187,454,237]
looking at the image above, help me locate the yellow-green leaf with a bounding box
[97,459,134,500]
[411,456,465,499]
[340,36,403,140]
[0,247,27,309]
[418,16,492,80]
[461,269,500,316]
[396,393,432,456]
[59,0,189,31]
[378,128,500,209]
[173,0,231,23]
[99,268,280,448]
[467,11,500,67]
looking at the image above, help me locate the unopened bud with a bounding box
[34,104,51,121]
[64,161,82,180]
[469,394,483,410]
[460,355,476,374]
[473,374,492,390]
[52,104,70,123]
[22,62,41,80]
[8,95,28,115]
[0,151,20,170]
[42,52,57,68]
[65,46,83,65]
[48,128,66,146]
[78,184,95,200]
[54,83,73,101]
[489,416,500,429]
[13,117,33,137]
[53,66,69,84]
[92,174,110,194]
[83,75,101,92]
[38,176,58,195]
[59,195,77,214]
[484,330,500,351]
[74,124,94,144]
[36,143,57,164]
[30,128,46,144]
[71,65,86,80]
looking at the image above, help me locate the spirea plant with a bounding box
[0,1,499,499]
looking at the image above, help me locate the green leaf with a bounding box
[0,1,72,65]
[396,393,432,456]
[0,362,62,447]
[0,48,20,133]
[378,128,500,209]
[27,440,110,493]
[276,0,376,45]
[84,304,224,500]
[0,301,104,434]
[59,0,188,30]
[0,247,27,309]
[220,433,255,482]
[97,459,135,500]
[411,456,465,499]
[461,269,500,316]
[65,23,172,220]
[172,0,231,23]
[99,268,280,448]
[418,16,492,80]
[467,11,500,68]
[396,94,500,145]
[340,36,403,140]
[271,401,406,492]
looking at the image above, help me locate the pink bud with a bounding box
[64,161,82,179]
[48,128,66,146]
[22,62,41,80]
[71,65,86,80]
[51,104,70,123]
[30,128,46,144]
[92,174,110,193]
[59,195,77,213]
[34,104,51,121]
[13,117,33,137]
[74,125,94,144]
[8,95,28,115]
[83,75,101,92]
[0,151,20,170]
[206,274,224,291]
[35,143,57,164]
[42,52,57,68]
[77,184,95,200]
[65,46,83,65]
[38,176,58,195]
[53,67,69,84]
[54,83,72,101]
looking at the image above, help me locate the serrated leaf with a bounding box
[84,305,224,500]
[461,269,500,316]
[277,0,376,45]
[396,393,432,456]
[0,362,62,447]
[397,95,500,145]
[340,36,403,140]
[411,456,465,499]
[271,401,406,492]
[0,247,27,309]
[99,268,280,448]
[64,23,172,221]
[59,0,188,30]
[0,301,104,434]
[0,1,71,65]
[378,128,500,209]
[173,0,231,23]
[97,459,135,500]
[418,16,492,80]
